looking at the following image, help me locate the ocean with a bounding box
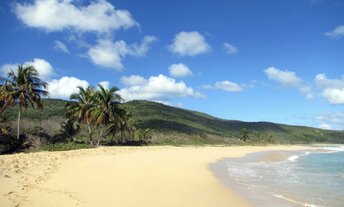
[222,146,344,207]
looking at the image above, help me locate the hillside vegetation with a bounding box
[3,99,344,144]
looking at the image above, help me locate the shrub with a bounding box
[0,119,23,154]
[41,142,93,151]
[21,126,50,149]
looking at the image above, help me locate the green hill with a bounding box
[3,99,344,144]
[125,100,344,144]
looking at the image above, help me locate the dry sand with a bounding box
[0,145,311,207]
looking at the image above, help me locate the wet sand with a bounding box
[209,149,317,207]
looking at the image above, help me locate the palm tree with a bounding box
[65,84,125,146]
[3,65,48,139]
[0,76,5,112]
[59,119,80,141]
[239,128,250,142]
[65,86,96,144]
[107,110,130,144]
[90,84,124,146]
[118,116,130,144]
[0,76,14,113]
[137,128,153,141]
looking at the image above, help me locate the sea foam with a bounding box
[287,152,310,162]
[321,146,344,152]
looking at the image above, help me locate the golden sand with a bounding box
[0,145,311,207]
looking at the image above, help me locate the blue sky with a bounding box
[0,0,343,129]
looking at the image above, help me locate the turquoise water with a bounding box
[225,146,344,207]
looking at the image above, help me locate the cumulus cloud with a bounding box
[98,81,110,89]
[265,67,302,85]
[315,73,344,104]
[121,75,147,86]
[54,40,69,53]
[88,39,126,69]
[326,25,344,39]
[14,0,137,34]
[87,36,156,70]
[169,31,211,56]
[315,112,344,130]
[322,88,344,104]
[264,67,314,98]
[223,43,238,54]
[0,58,54,80]
[168,63,192,78]
[47,76,89,99]
[118,74,204,102]
[203,80,243,92]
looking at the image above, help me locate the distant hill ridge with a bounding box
[3,99,344,144]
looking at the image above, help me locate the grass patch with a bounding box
[40,142,94,152]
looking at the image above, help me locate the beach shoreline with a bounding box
[210,146,344,207]
[209,150,308,207]
[0,145,312,207]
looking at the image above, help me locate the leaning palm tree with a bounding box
[3,65,48,139]
[65,86,96,144]
[90,84,124,146]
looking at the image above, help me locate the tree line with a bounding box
[0,65,152,154]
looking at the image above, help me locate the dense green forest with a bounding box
[2,98,344,149]
[1,66,343,154]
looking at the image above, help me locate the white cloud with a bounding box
[0,58,54,80]
[121,75,147,86]
[169,31,211,56]
[47,76,89,99]
[54,40,69,53]
[168,63,193,77]
[88,36,156,70]
[129,36,157,57]
[322,88,344,104]
[264,66,314,98]
[315,112,344,130]
[67,34,91,48]
[118,74,204,102]
[98,81,110,89]
[88,39,126,70]
[223,43,238,54]
[203,80,243,92]
[264,67,302,85]
[315,73,344,89]
[318,123,332,130]
[315,73,344,104]
[14,0,137,34]
[214,81,243,92]
[326,25,344,38]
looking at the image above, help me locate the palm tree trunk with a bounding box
[87,122,93,145]
[17,107,21,139]
[121,130,125,144]
[96,129,103,146]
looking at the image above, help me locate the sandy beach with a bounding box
[0,146,311,207]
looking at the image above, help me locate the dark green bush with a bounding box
[0,134,23,154]
[0,118,23,154]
